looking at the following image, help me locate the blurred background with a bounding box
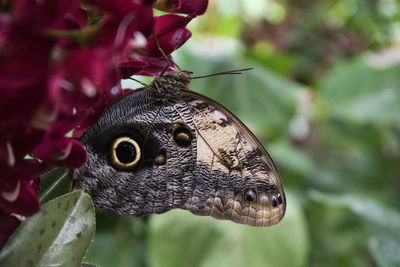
[87,0,400,266]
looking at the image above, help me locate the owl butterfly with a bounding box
[74,70,286,227]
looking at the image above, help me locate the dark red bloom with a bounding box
[62,6,88,30]
[120,56,175,78]
[120,58,151,78]
[95,0,155,18]
[95,0,155,50]
[0,211,21,247]
[49,46,120,111]
[0,178,41,217]
[0,31,54,128]
[0,159,43,228]
[120,14,193,77]
[147,14,193,56]
[0,169,41,246]
[12,0,78,30]
[0,0,208,247]
[33,135,87,169]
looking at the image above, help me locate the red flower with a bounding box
[95,0,155,18]
[0,0,208,247]
[147,14,193,56]
[0,176,41,217]
[12,0,77,30]
[0,166,41,246]
[120,14,193,77]
[120,56,175,78]
[0,211,22,247]
[0,31,54,128]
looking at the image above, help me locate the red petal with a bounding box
[0,211,21,247]
[0,30,54,127]
[120,59,150,78]
[146,14,192,57]
[13,0,77,30]
[153,14,193,37]
[95,0,155,18]
[0,179,40,217]
[0,160,47,191]
[174,0,208,15]
[58,139,87,169]
[32,136,86,168]
[127,56,175,76]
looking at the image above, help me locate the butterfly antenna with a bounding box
[152,31,181,76]
[129,77,149,87]
[191,68,254,79]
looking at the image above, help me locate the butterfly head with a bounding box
[150,70,193,93]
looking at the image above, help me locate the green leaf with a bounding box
[247,41,296,76]
[0,190,96,267]
[148,191,309,267]
[369,233,400,267]
[308,189,400,266]
[38,168,73,204]
[309,190,400,231]
[268,140,317,181]
[320,57,400,125]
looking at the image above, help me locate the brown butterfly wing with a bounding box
[179,90,286,227]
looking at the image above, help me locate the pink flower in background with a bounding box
[0,0,208,246]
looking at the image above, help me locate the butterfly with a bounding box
[74,70,286,227]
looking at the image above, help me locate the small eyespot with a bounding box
[172,123,193,147]
[245,190,256,202]
[154,150,167,165]
[277,194,283,205]
[111,136,141,169]
[272,197,277,207]
[271,193,283,207]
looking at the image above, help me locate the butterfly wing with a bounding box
[178,90,286,227]
[74,88,201,216]
[75,83,286,227]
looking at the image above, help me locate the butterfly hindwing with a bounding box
[178,91,286,226]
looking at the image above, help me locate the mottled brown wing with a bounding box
[179,90,286,227]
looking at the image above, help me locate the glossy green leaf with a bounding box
[148,192,309,267]
[38,167,73,204]
[0,190,96,267]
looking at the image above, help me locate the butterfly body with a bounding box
[74,71,286,227]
